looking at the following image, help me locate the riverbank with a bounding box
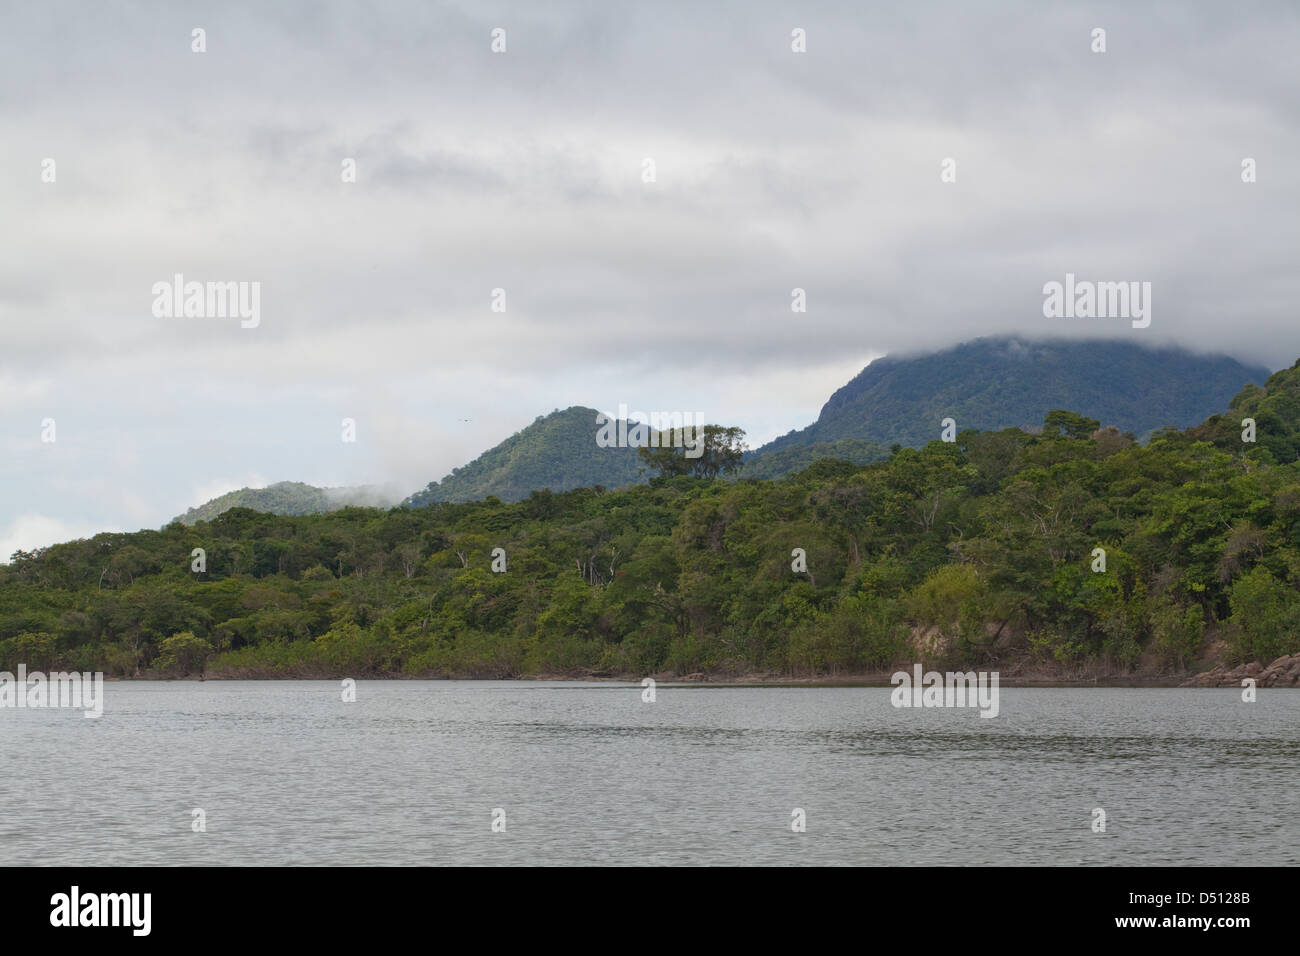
[110,651,1300,686]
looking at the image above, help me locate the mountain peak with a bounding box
[757,337,1270,460]
[404,406,646,505]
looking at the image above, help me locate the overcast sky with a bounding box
[2,0,1297,559]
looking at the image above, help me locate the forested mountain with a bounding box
[6,358,1300,682]
[753,337,1269,461]
[165,341,1270,521]
[421,340,1267,495]
[740,439,891,480]
[404,406,647,505]
[174,482,399,525]
[1188,362,1300,462]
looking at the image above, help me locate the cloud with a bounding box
[0,515,120,564]
[2,0,1297,540]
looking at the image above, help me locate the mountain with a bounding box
[739,438,891,480]
[1188,356,1300,463]
[173,482,400,526]
[404,406,647,506]
[752,337,1271,464]
[175,340,1274,517]
[14,356,1300,684]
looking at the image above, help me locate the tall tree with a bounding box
[638,425,747,480]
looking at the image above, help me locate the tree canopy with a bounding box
[5,368,1300,680]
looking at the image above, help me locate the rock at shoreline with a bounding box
[1180,653,1300,687]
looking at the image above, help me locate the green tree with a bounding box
[1228,567,1300,662]
[639,425,747,480]
[155,631,212,676]
[1043,410,1101,440]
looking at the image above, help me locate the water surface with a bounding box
[1,682,1293,865]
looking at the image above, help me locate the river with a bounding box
[1,682,1294,865]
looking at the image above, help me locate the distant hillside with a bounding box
[753,337,1270,463]
[740,438,891,480]
[1189,356,1300,463]
[175,341,1274,514]
[404,406,647,506]
[173,482,399,525]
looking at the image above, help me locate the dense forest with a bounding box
[6,360,1300,681]
[740,438,890,481]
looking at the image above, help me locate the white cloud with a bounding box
[2,0,1297,536]
[0,514,120,564]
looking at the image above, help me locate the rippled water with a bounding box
[1,681,1295,865]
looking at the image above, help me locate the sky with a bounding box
[2,0,1298,559]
